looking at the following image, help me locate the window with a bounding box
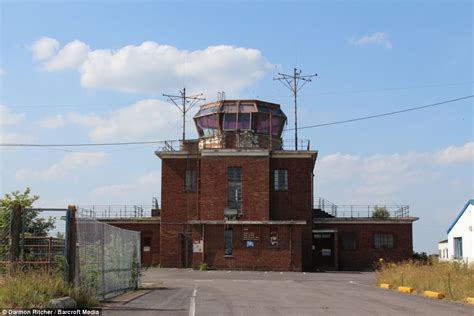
[342,233,357,251]
[185,169,197,192]
[274,169,288,191]
[227,167,242,211]
[374,233,394,249]
[224,228,233,256]
[454,237,463,259]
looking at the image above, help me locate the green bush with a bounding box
[372,206,390,219]
[198,262,208,271]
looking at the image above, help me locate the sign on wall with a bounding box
[243,227,260,241]
[270,228,279,247]
[193,240,203,253]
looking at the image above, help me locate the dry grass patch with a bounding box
[376,260,474,302]
[0,268,98,308]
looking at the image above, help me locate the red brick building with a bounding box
[105,99,418,271]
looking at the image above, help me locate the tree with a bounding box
[0,188,55,236]
[372,206,390,219]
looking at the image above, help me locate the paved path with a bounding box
[102,268,473,316]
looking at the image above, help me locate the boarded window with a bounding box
[274,169,288,191]
[342,233,357,251]
[185,169,197,192]
[224,228,233,256]
[374,233,394,249]
[227,167,242,211]
[454,237,463,259]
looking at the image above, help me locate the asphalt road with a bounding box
[102,268,473,316]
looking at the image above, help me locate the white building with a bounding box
[438,199,474,264]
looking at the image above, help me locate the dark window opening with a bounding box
[342,233,357,251]
[143,237,151,247]
[185,169,197,192]
[227,167,242,212]
[224,228,233,256]
[374,233,394,249]
[274,169,288,191]
[454,237,463,259]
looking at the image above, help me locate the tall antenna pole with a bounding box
[274,68,317,150]
[163,87,206,142]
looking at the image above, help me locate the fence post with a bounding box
[9,203,22,266]
[65,205,77,284]
[100,224,106,300]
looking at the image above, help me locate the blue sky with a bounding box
[0,0,472,253]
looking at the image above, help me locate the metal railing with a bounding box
[77,205,158,219]
[282,139,311,151]
[315,198,410,218]
[156,137,311,151]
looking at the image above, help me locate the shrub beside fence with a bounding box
[1,205,141,301]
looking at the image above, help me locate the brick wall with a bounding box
[199,156,270,221]
[192,224,303,271]
[161,158,199,222]
[270,157,314,270]
[315,222,413,270]
[103,222,160,266]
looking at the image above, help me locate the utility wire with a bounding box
[1,95,472,148]
[0,140,178,148]
[286,95,473,131]
[7,81,472,109]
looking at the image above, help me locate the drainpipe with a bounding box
[289,225,292,270]
[201,225,205,263]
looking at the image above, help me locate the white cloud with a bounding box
[90,171,161,204]
[0,132,32,143]
[76,99,182,142]
[32,38,273,95]
[351,32,393,49]
[66,112,106,128]
[435,142,474,164]
[44,40,90,71]
[316,142,472,204]
[0,105,25,127]
[29,37,60,60]
[16,152,107,181]
[33,114,65,129]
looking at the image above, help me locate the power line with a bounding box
[1,95,471,148]
[5,81,471,110]
[0,140,177,148]
[285,95,473,131]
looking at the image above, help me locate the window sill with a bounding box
[224,255,234,258]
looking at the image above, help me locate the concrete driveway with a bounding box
[102,268,473,316]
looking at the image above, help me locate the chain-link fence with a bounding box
[75,209,141,300]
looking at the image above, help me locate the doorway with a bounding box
[312,230,337,271]
[179,233,192,268]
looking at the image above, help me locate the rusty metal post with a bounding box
[9,203,22,267]
[65,205,77,284]
[48,236,52,272]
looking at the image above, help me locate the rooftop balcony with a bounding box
[314,198,413,219]
[156,138,311,153]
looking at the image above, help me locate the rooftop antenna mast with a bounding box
[163,88,206,142]
[274,68,317,150]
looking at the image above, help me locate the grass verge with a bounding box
[0,268,99,308]
[376,260,474,302]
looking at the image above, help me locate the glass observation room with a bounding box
[193,100,287,140]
